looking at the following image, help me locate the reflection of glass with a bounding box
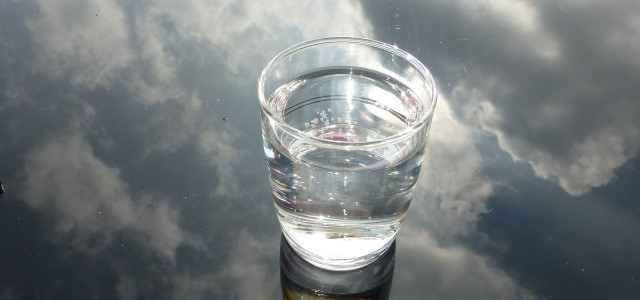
[280,236,395,300]
[259,37,437,270]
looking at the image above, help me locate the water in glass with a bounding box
[262,67,427,270]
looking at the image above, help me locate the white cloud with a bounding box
[605,14,640,67]
[171,231,280,300]
[145,0,374,74]
[25,0,375,99]
[413,97,493,237]
[461,0,560,62]
[451,64,640,196]
[25,0,134,89]
[394,227,538,300]
[197,126,244,195]
[21,130,195,258]
[23,0,377,162]
[443,2,640,196]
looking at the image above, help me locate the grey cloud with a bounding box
[115,274,137,300]
[605,14,640,67]
[0,290,17,300]
[21,130,196,258]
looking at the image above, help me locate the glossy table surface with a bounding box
[1,1,639,299]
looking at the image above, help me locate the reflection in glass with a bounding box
[280,236,394,299]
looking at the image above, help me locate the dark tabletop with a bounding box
[1,0,640,299]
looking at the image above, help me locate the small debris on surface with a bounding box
[222,116,228,121]
[0,181,5,198]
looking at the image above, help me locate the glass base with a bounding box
[281,229,397,271]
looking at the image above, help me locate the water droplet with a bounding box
[304,123,310,128]
[327,108,331,112]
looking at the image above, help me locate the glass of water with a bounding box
[258,37,437,271]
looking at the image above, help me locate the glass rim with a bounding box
[258,36,437,149]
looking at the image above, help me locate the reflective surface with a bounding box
[0,0,639,299]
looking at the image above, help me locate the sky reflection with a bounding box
[0,0,639,299]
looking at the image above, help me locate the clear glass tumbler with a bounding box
[258,37,437,271]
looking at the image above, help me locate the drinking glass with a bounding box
[258,37,437,271]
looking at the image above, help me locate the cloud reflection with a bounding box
[393,226,538,300]
[365,0,640,196]
[463,0,560,62]
[21,129,196,258]
[448,1,640,195]
[413,97,493,239]
[171,230,280,300]
[0,0,562,297]
[394,95,537,297]
[10,0,379,298]
[25,0,134,89]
